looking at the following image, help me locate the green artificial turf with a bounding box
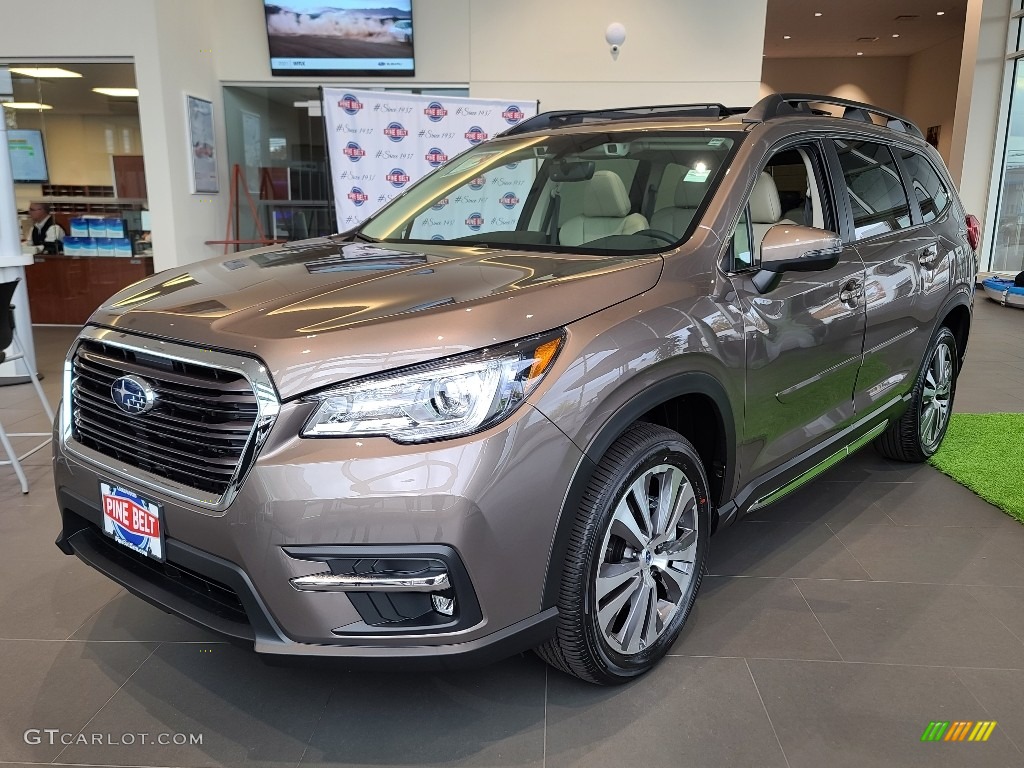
[928,413,1024,523]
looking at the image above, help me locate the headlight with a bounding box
[301,330,564,442]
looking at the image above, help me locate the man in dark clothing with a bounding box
[27,202,64,254]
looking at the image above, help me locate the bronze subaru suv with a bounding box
[54,93,977,684]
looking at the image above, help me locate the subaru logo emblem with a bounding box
[111,375,156,415]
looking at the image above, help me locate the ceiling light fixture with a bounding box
[784,35,791,39]
[92,87,139,97]
[814,12,822,16]
[937,10,945,15]
[1,102,53,109]
[893,33,900,38]
[8,67,81,78]
[857,51,864,56]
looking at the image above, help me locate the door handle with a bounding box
[839,279,863,306]
[920,244,940,267]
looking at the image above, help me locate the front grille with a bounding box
[70,338,260,497]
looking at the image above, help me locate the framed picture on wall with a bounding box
[186,95,219,193]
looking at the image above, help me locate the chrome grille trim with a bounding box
[61,326,281,511]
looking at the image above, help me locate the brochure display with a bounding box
[322,89,538,239]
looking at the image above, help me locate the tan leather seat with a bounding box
[650,172,708,236]
[750,172,795,258]
[559,170,648,246]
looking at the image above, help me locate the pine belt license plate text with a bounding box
[100,481,164,561]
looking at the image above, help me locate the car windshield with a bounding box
[358,131,739,254]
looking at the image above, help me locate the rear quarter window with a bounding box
[898,149,952,224]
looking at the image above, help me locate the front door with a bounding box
[728,143,866,479]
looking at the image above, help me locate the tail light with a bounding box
[965,214,981,252]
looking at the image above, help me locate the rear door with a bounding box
[828,138,934,415]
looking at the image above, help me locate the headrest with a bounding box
[750,171,783,224]
[674,174,708,209]
[584,170,632,218]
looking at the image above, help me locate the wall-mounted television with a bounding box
[7,129,49,183]
[264,1,414,77]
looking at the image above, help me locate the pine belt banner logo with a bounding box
[101,483,163,560]
[921,721,997,742]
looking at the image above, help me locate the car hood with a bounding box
[91,238,662,400]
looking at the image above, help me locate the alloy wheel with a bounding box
[920,340,954,452]
[594,463,700,656]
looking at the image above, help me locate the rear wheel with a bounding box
[875,326,958,462]
[535,423,711,684]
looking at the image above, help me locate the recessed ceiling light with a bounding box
[893,33,900,38]
[1,102,53,110]
[784,35,791,39]
[8,67,81,78]
[937,10,945,15]
[814,11,822,16]
[92,87,139,97]
[857,51,864,56]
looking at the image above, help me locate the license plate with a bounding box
[100,481,165,562]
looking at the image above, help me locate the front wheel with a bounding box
[875,326,959,462]
[535,423,711,684]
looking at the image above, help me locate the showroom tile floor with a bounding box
[1,297,1024,768]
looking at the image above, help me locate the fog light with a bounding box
[432,594,455,616]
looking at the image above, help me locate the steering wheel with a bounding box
[633,229,678,245]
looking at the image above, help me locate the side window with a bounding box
[898,149,952,224]
[731,205,754,271]
[834,139,912,239]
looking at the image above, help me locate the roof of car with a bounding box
[503,93,924,142]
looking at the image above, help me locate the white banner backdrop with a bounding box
[322,89,538,239]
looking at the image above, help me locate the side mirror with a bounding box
[760,224,842,273]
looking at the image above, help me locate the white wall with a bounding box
[0,0,227,272]
[761,46,963,165]
[470,0,768,109]
[951,0,1012,256]
[904,37,963,164]
[760,57,910,118]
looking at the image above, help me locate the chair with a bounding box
[0,279,55,493]
[650,171,709,236]
[559,171,649,246]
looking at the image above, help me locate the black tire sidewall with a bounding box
[579,431,711,681]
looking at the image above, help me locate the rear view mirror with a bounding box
[549,159,595,182]
[760,224,842,273]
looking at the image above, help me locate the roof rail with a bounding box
[502,103,740,136]
[743,92,924,139]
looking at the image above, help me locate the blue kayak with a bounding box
[982,276,1024,308]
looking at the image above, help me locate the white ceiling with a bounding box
[764,0,969,58]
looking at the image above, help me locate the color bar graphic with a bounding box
[921,721,996,742]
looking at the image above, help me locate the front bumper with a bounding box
[54,401,580,663]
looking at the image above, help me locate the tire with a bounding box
[874,326,959,462]
[535,422,711,685]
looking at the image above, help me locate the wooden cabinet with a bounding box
[25,255,154,325]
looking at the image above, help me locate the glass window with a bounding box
[899,150,951,224]
[990,54,1024,272]
[834,139,912,239]
[731,205,753,271]
[221,85,469,248]
[360,132,738,255]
